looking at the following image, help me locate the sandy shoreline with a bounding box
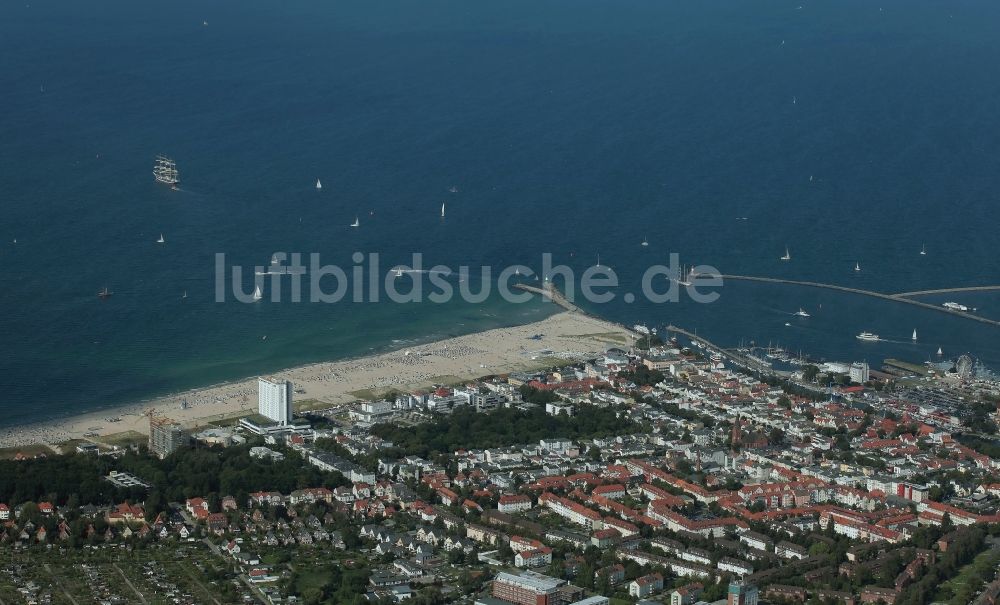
[0,312,632,450]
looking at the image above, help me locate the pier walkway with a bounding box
[893,285,1000,297]
[718,275,1000,328]
[513,283,584,313]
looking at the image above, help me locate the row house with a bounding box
[289,487,333,505]
[498,494,532,514]
[515,547,553,568]
[539,493,603,529]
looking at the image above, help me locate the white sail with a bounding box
[937,346,943,356]
[350,216,360,227]
[780,246,791,261]
[912,329,917,341]
[157,234,165,243]
[153,156,179,186]
[316,179,322,190]
[920,244,926,255]
[252,285,262,301]
[441,202,446,217]
[855,262,860,271]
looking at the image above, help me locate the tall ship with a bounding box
[153,156,179,188]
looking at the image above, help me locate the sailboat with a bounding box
[641,236,648,247]
[182,290,188,299]
[854,262,860,272]
[937,346,943,357]
[98,287,112,299]
[153,156,179,188]
[912,329,917,341]
[677,266,692,287]
[596,254,602,269]
[441,202,446,218]
[780,246,791,261]
[920,244,927,256]
[350,216,360,228]
[252,285,263,302]
[157,234,165,244]
[792,96,797,105]
[794,308,810,317]
[316,179,322,190]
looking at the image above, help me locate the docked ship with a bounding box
[153,156,179,188]
[856,332,880,342]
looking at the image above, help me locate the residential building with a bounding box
[258,376,293,425]
[149,415,186,459]
[629,573,664,598]
[727,581,759,605]
[491,571,564,605]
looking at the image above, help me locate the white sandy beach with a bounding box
[0,312,633,450]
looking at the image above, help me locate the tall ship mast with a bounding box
[153,155,180,188]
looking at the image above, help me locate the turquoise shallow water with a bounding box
[1,0,999,427]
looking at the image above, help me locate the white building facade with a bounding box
[258,377,292,425]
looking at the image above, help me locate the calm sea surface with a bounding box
[1,0,999,427]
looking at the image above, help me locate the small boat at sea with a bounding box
[937,346,943,356]
[441,202,446,218]
[854,262,860,272]
[920,243,927,255]
[912,329,917,341]
[252,285,263,302]
[182,290,188,299]
[98,287,112,299]
[856,332,880,342]
[641,236,648,247]
[780,246,791,261]
[157,233,165,244]
[350,216,360,228]
[394,268,404,278]
[794,308,810,317]
[316,179,322,190]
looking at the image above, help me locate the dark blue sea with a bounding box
[2,0,999,428]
